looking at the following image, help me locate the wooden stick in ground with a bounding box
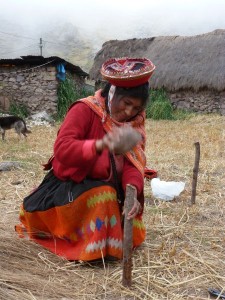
[122,184,136,287]
[191,142,200,205]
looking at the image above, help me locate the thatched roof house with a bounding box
[0,55,88,114]
[89,30,225,115]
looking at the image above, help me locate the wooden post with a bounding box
[191,142,200,205]
[122,184,136,287]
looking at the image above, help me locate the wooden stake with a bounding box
[122,184,136,287]
[191,142,200,205]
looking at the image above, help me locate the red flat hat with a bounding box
[100,57,156,87]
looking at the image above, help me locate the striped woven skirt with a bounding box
[15,171,146,261]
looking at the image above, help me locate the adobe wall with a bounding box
[0,65,84,114]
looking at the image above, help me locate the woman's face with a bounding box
[111,96,144,122]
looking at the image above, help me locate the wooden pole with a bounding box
[40,38,43,56]
[122,184,136,287]
[191,142,200,205]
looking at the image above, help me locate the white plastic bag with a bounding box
[151,178,185,201]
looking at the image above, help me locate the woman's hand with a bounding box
[122,185,142,220]
[96,126,141,154]
[123,197,142,220]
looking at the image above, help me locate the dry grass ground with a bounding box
[0,114,224,300]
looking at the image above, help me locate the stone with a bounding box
[0,161,21,171]
[47,67,55,72]
[16,75,25,82]
[29,110,54,122]
[43,74,56,81]
[35,88,44,94]
[8,77,16,82]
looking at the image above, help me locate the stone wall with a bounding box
[95,81,225,115]
[0,65,84,114]
[169,90,225,115]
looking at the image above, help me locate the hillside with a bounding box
[0,19,101,72]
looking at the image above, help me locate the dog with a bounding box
[0,115,31,140]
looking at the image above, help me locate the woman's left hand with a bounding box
[123,197,142,220]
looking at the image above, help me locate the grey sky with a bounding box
[1,0,225,38]
[0,0,225,63]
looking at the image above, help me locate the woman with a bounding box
[15,57,156,261]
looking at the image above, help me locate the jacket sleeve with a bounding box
[121,158,144,199]
[53,102,100,171]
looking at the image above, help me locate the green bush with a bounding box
[149,88,169,103]
[9,103,29,118]
[146,88,174,120]
[148,100,174,120]
[56,77,92,121]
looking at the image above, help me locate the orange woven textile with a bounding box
[16,183,145,261]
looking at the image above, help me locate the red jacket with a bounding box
[52,102,144,199]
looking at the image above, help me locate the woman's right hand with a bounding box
[96,126,142,154]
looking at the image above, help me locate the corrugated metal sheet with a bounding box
[0,55,88,77]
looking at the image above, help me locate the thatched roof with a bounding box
[89,30,225,92]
